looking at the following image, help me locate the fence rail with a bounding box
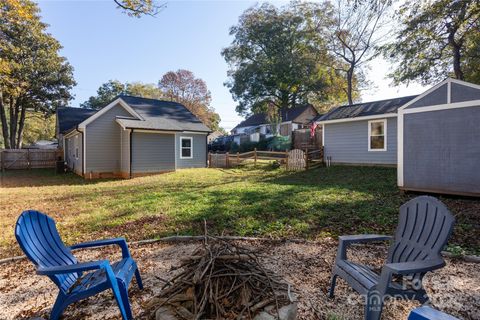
[208,147,323,170]
[1,149,62,170]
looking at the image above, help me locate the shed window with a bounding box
[180,137,193,159]
[75,147,79,159]
[368,119,387,151]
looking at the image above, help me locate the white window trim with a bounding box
[180,136,193,159]
[368,119,387,152]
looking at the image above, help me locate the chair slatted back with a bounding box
[15,210,79,293]
[387,196,455,265]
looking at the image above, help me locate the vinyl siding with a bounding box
[451,83,480,103]
[403,106,480,194]
[120,129,130,173]
[175,133,207,168]
[65,132,83,175]
[324,117,397,165]
[85,103,132,173]
[132,132,175,172]
[406,84,447,108]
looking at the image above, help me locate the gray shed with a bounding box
[58,96,211,179]
[398,78,480,196]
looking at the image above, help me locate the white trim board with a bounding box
[402,100,480,114]
[78,98,143,130]
[130,129,177,134]
[317,113,397,125]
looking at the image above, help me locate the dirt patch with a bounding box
[0,240,478,320]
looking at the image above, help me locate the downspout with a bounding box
[205,134,208,167]
[129,129,133,179]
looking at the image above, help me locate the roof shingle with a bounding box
[234,105,315,129]
[57,107,97,134]
[319,96,418,122]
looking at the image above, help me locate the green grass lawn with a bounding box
[0,164,478,258]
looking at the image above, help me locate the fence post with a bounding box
[237,152,240,166]
[208,152,211,168]
[226,152,229,168]
[285,150,289,170]
[305,148,309,170]
[254,148,257,166]
[27,149,30,170]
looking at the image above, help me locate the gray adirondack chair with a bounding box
[329,196,455,320]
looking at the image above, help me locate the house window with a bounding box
[368,119,387,151]
[180,137,193,159]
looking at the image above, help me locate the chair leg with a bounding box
[135,267,144,290]
[50,294,68,320]
[108,276,130,320]
[118,280,133,320]
[329,274,338,298]
[364,290,384,320]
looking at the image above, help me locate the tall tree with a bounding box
[80,80,164,109]
[80,80,125,109]
[0,0,75,149]
[159,69,221,131]
[384,0,480,85]
[222,2,350,117]
[328,0,390,105]
[126,82,163,99]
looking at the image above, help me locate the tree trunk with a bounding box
[346,67,354,105]
[16,104,27,149]
[447,23,464,80]
[9,99,17,149]
[0,92,11,149]
[451,42,464,80]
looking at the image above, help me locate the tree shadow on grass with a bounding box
[0,169,117,188]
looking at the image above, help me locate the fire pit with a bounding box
[144,237,297,320]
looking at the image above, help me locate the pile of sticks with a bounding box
[145,236,294,320]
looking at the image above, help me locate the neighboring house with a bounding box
[57,95,211,179]
[318,78,480,196]
[207,130,223,144]
[26,140,58,149]
[231,105,318,145]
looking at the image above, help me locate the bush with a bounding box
[214,135,292,153]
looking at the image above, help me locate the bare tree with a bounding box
[328,0,391,105]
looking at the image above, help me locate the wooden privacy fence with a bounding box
[0,149,62,170]
[208,147,324,171]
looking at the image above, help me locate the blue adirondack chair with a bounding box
[329,196,455,320]
[15,210,143,320]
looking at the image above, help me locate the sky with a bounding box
[37,0,427,131]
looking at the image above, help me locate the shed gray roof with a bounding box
[57,107,96,134]
[233,105,315,129]
[319,96,418,121]
[119,95,211,132]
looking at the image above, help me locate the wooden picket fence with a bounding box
[0,149,62,170]
[208,147,324,171]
